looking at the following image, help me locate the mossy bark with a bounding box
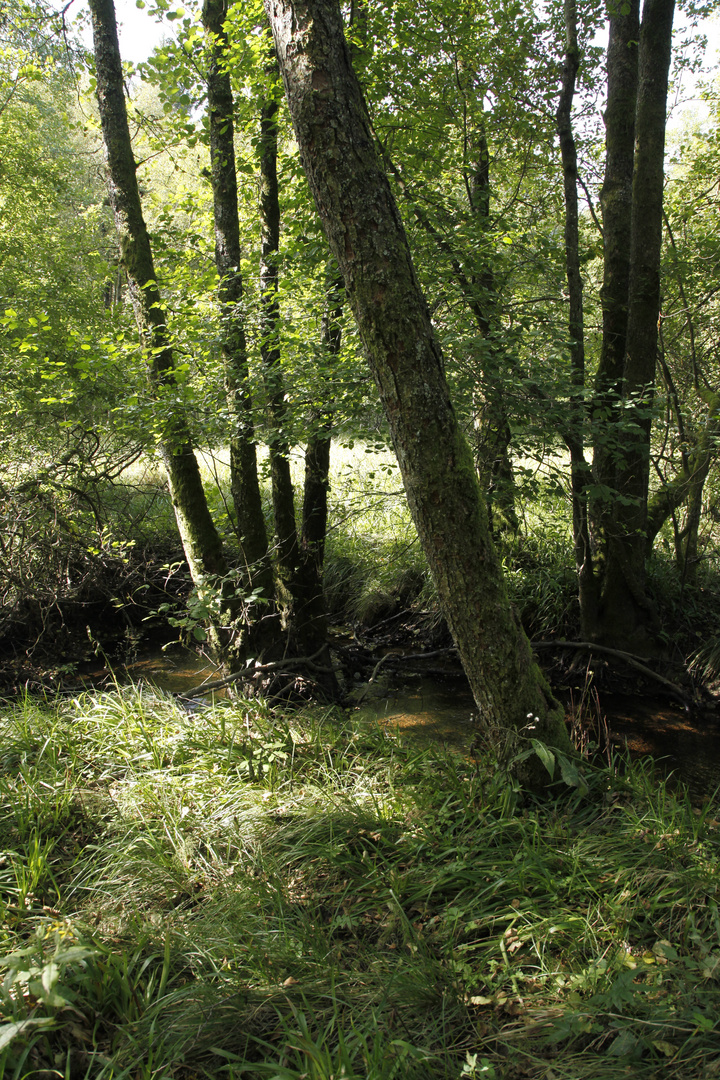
[90,0,227,602]
[594,0,675,651]
[263,0,570,764]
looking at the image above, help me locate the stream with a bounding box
[76,646,720,798]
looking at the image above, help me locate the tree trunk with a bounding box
[89,0,228,628]
[589,0,640,633]
[468,117,518,535]
[258,61,299,612]
[596,0,675,650]
[301,267,342,578]
[556,0,597,635]
[294,268,343,685]
[202,0,275,626]
[263,0,570,765]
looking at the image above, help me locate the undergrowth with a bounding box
[0,688,718,1078]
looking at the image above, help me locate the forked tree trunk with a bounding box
[595,0,675,650]
[263,0,570,763]
[90,0,229,636]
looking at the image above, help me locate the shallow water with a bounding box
[354,676,478,749]
[601,693,720,796]
[80,647,720,796]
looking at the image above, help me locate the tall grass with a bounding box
[0,688,718,1078]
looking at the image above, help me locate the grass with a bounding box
[0,688,719,1078]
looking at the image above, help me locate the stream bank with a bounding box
[60,637,720,798]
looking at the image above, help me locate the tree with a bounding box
[202,0,276,638]
[557,0,677,651]
[262,0,572,762]
[89,0,233,649]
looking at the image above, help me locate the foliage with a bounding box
[0,689,718,1078]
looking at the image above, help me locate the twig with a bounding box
[178,647,334,699]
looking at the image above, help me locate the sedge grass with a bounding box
[0,688,718,1078]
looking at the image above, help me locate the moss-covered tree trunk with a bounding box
[89,0,227,606]
[263,0,570,760]
[595,0,675,650]
[202,0,276,644]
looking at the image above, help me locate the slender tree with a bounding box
[258,56,299,610]
[89,0,229,616]
[556,0,596,633]
[202,0,276,642]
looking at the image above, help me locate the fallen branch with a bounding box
[178,647,338,700]
[354,647,458,706]
[531,639,690,708]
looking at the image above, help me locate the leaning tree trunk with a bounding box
[262,0,571,765]
[203,0,276,652]
[597,0,675,651]
[90,0,228,620]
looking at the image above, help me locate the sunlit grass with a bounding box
[0,688,718,1078]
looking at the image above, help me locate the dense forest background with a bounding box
[3,0,720,712]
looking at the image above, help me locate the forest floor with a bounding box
[0,687,719,1079]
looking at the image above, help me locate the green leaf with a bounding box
[558,755,589,795]
[0,1018,55,1052]
[530,739,555,778]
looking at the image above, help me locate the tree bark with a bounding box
[89,0,228,608]
[597,0,675,649]
[202,0,275,615]
[589,0,640,627]
[258,59,299,611]
[556,0,597,636]
[301,266,342,576]
[262,0,570,763]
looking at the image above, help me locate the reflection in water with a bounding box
[123,649,216,693]
[356,677,720,798]
[603,694,720,797]
[355,677,477,749]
